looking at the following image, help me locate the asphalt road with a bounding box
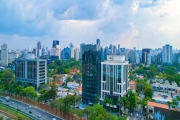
[0,96,62,120]
[129,104,144,120]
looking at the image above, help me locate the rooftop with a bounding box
[148,101,168,109]
[129,81,136,85]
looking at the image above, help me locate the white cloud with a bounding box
[0,0,180,50]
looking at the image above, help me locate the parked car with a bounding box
[29,110,32,114]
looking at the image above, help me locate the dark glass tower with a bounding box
[52,40,59,48]
[82,49,101,104]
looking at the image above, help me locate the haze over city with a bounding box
[0,0,180,49]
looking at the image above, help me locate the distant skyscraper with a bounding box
[80,43,85,60]
[41,45,46,56]
[142,48,151,65]
[75,48,79,61]
[69,43,73,48]
[162,44,172,64]
[96,39,100,45]
[37,41,41,57]
[32,48,36,56]
[1,44,8,66]
[28,46,33,52]
[129,50,136,63]
[52,40,60,48]
[70,46,74,58]
[51,40,60,59]
[118,44,120,51]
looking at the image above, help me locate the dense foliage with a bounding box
[47,59,81,76]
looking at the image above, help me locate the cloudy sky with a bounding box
[0,0,180,50]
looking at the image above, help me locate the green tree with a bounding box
[24,86,37,99]
[109,98,114,113]
[17,114,24,120]
[66,76,73,85]
[14,85,24,96]
[76,110,84,120]
[83,105,91,120]
[117,98,123,116]
[94,95,100,104]
[167,101,172,109]
[89,104,107,120]
[128,90,137,110]
[144,86,153,98]
[50,99,59,114]
[102,98,108,110]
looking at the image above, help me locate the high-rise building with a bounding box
[41,45,46,56]
[70,46,74,58]
[69,43,73,48]
[129,50,136,63]
[14,58,47,89]
[75,48,79,61]
[1,44,8,66]
[142,48,151,64]
[82,42,102,104]
[96,39,100,45]
[162,44,172,64]
[52,40,60,48]
[37,41,41,57]
[80,43,85,60]
[51,40,60,59]
[61,47,70,60]
[100,55,129,101]
[32,48,36,56]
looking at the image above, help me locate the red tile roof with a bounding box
[148,101,168,109]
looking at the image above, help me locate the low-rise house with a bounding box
[67,82,79,89]
[129,81,136,92]
[147,101,169,120]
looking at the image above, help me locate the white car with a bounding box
[28,105,32,109]
[52,118,56,120]
[130,113,133,117]
[136,114,138,117]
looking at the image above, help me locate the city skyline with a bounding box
[1,0,180,49]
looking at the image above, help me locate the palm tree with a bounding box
[167,101,172,110]
[117,98,123,116]
[172,99,177,109]
[94,95,100,104]
[102,98,108,110]
[109,98,114,113]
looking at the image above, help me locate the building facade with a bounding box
[100,55,129,100]
[37,41,41,57]
[162,44,172,64]
[75,47,80,61]
[82,46,102,104]
[142,48,151,64]
[14,58,47,89]
[1,44,8,66]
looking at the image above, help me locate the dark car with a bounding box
[29,110,32,114]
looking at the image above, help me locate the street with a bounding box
[129,104,146,120]
[0,96,62,120]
